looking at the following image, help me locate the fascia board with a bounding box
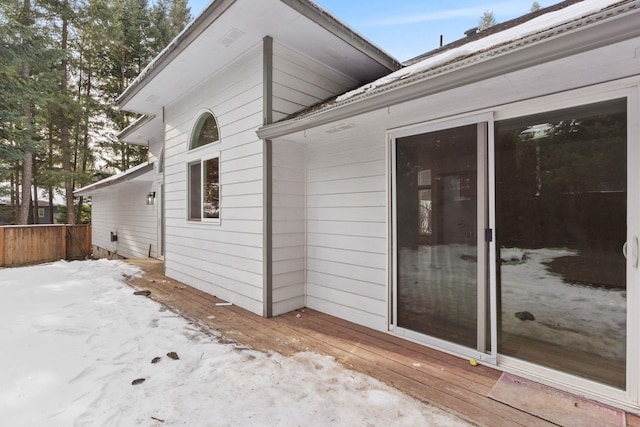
[257,6,640,141]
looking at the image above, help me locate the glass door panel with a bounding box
[495,99,627,389]
[395,124,481,350]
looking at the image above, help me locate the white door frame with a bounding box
[389,112,497,365]
[388,80,640,409]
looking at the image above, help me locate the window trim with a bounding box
[187,153,221,224]
[188,110,221,151]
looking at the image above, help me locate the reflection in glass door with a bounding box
[394,121,488,354]
[495,99,627,389]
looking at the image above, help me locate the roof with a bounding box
[257,0,640,140]
[74,163,155,196]
[116,0,401,115]
[117,115,156,145]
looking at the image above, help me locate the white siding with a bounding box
[305,133,388,330]
[163,45,265,315]
[271,140,305,316]
[91,180,158,259]
[272,43,358,122]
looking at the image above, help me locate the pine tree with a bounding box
[168,0,190,36]
[0,0,61,224]
[530,1,541,13]
[478,11,497,31]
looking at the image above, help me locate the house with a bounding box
[76,0,640,412]
[33,200,60,224]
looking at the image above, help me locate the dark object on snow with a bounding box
[131,378,146,385]
[167,351,180,360]
[151,356,162,364]
[133,290,151,297]
[515,311,535,321]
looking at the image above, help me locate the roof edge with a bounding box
[280,0,401,72]
[117,115,156,144]
[117,0,400,110]
[116,0,237,109]
[75,163,155,196]
[257,2,640,140]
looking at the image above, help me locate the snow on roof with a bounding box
[335,0,630,103]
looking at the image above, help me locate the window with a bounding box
[189,155,220,222]
[188,111,221,223]
[38,208,45,218]
[190,112,219,150]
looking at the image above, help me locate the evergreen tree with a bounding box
[0,0,61,224]
[2,0,193,224]
[168,0,190,36]
[530,1,541,13]
[478,11,497,31]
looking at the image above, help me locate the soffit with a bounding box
[119,0,397,116]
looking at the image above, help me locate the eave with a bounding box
[74,163,155,196]
[257,1,640,140]
[116,0,400,114]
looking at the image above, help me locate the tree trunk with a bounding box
[33,178,40,224]
[18,61,33,225]
[60,2,75,225]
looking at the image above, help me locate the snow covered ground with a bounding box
[0,259,469,427]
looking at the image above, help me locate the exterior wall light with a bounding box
[146,191,156,205]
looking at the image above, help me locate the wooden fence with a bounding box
[0,224,92,267]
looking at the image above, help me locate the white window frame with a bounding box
[189,110,220,151]
[187,153,221,224]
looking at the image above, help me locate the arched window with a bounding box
[190,112,219,149]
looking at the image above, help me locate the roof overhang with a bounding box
[257,0,640,140]
[117,0,400,116]
[75,163,155,196]
[117,115,157,145]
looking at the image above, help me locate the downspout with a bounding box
[263,36,274,318]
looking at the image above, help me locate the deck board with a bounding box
[124,259,634,426]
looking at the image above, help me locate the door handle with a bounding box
[632,236,639,269]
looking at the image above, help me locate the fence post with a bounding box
[62,225,67,260]
[0,227,4,267]
[87,224,92,257]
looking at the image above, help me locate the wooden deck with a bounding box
[125,258,640,427]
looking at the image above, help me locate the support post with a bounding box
[262,35,274,318]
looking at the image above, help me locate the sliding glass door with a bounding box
[392,115,491,360]
[495,98,628,389]
[391,92,635,399]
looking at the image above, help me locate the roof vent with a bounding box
[218,28,245,48]
[464,27,479,37]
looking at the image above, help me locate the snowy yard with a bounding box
[0,260,469,426]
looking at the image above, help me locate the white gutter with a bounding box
[257,1,640,140]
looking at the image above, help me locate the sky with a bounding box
[186,0,548,61]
